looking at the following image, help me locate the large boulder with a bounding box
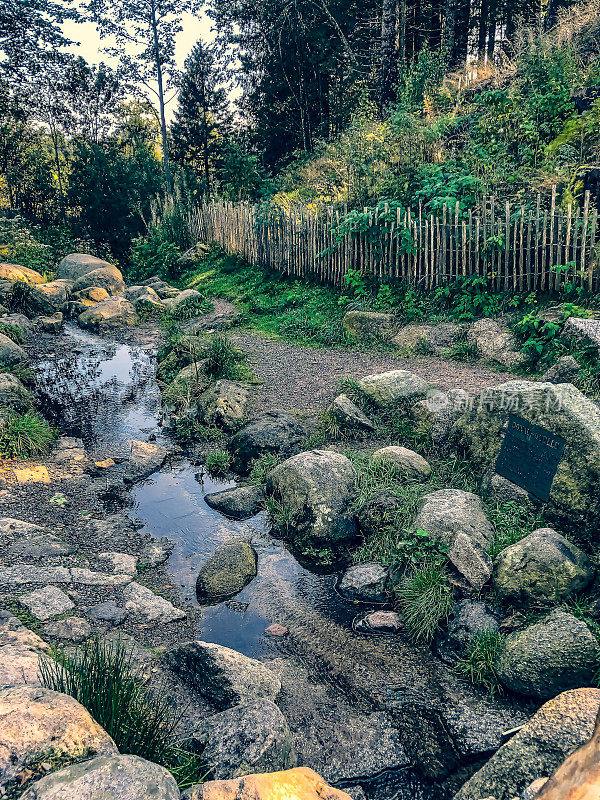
[0,686,117,786]
[467,318,526,369]
[342,311,397,342]
[125,285,165,314]
[328,395,375,433]
[184,767,354,800]
[57,253,116,281]
[164,641,281,709]
[192,700,297,779]
[453,688,600,800]
[229,413,307,474]
[164,288,206,315]
[205,486,264,520]
[0,373,33,412]
[497,609,600,699]
[493,528,594,604]
[199,380,250,431]
[72,266,125,297]
[563,317,600,352]
[372,446,431,480]
[0,263,45,284]
[196,539,258,601]
[121,439,168,482]
[338,563,389,603]
[265,450,358,555]
[392,323,467,355]
[412,489,494,589]
[78,296,138,332]
[15,280,73,315]
[449,381,600,534]
[0,333,27,366]
[1,313,33,339]
[355,370,428,410]
[20,755,180,800]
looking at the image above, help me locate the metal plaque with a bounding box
[495,415,566,502]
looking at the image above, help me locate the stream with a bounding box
[35,323,438,800]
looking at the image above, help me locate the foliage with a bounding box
[204,448,231,476]
[172,416,221,445]
[488,501,547,557]
[395,562,455,643]
[248,452,282,486]
[432,276,522,321]
[0,322,23,343]
[455,632,505,696]
[40,638,204,788]
[130,201,194,283]
[204,334,249,380]
[0,411,56,458]
[170,294,212,320]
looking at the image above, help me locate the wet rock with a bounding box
[164,641,281,709]
[412,489,494,589]
[0,373,34,412]
[493,528,594,604]
[328,395,375,432]
[78,296,138,332]
[97,552,137,575]
[497,609,600,699]
[121,439,168,482]
[265,624,288,637]
[57,253,117,282]
[205,486,264,520]
[265,450,358,556]
[53,437,86,465]
[353,611,402,634]
[355,369,428,409]
[139,539,173,569]
[184,767,354,800]
[35,312,63,333]
[435,600,502,665]
[338,563,389,603]
[449,381,600,533]
[0,332,27,366]
[199,380,251,431]
[0,262,45,284]
[0,686,117,786]
[541,355,581,383]
[196,539,258,601]
[192,700,297,779]
[230,413,307,474]
[372,445,431,479]
[342,311,397,342]
[86,601,129,626]
[122,581,185,624]
[44,617,91,643]
[467,318,526,369]
[20,755,179,800]
[20,586,75,621]
[453,688,600,800]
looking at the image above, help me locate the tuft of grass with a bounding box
[395,562,455,643]
[172,417,222,445]
[487,501,546,557]
[39,638,204,788]
[0,360,34,386]
[169,294,212,320]
[264,494,293,536]
[0,322,24,343]
[0,411,56,458]
[248,452,281,485]
[204,448,231,476]
[204,334,249,381]
[455,631,505,696]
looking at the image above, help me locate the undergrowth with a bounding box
[0,411,56,458]
[454,631,505,696]
[204,449,231,476]
[395,563,455,643]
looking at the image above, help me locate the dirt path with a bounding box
[230,330,515,417]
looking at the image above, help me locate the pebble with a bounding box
[265,624,289,637]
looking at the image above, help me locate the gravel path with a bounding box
[230,330,515,417]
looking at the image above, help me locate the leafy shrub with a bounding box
[455,631,505,696]
[40,638,204,788]
[130,204,193,283]
[395,562,455,643]
[0,411,56,457]
[205,449,231,475]
[169,294,212,320]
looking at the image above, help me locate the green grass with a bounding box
[247,452,282,485]
[0,360,34,386]
[169,294,213,319]
[204,448,231,476]
[395,562,455,643]
[0,411,56,458]
[172,417,222,445]
[204,334,250,380]
[39,638,204,789]
[0,322,24,343]
[488,501,546,557]
[454,631,505,696]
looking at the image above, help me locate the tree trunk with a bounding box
[450,0,471,65]
[380,0,398,110]
[150,0,173,195]
[477,0,489,60]
[486,0,496,60]
[198,68,211,196]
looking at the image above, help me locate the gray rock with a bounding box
[86,601,129,625]
[205,486,264,520]
[342,311,397,342]
[71,266,125,296]
[436,600,502,665]
[196,539,258,601]
[15,281,73,316]
[164,640,281,709]
[0,518,74,559]
[353,611,402,633]
[356,491,402,539]
[0,611,49,652]
[52,437,86,465]
[139,539,173,569]
[410,388,478,450]
[142,278,180,299]
[78,296,138,332]
[356,370,428,410]
[493,528,594,604]
[480,472,535,509]
[412,489,494,589]
[57,253,117,281]
[391,324,433,354]
[44,617,91,643]
[0,313,32,337]
[329,394,376,432]
[69,568,132,587]
[338,563,389,603]
[563,316,600,351]
[20,755,179,800]
[372,446,431,479]
[0,373,33,412]
[0,565,71,585]
[97,552,137,575]
[541,355,581,383]
[193,700,297,779]
[122,582,185,624]
[35,312,63,333]
[122,439,168,482]
[467,318,526,369]
[453,688,600,800]
[20,586,75,621]
[497,609,600,698]
[198,379,251,431]
[230,413,307,474]
[265,450,358,556]
[520,778,548,799]
[164,288,205,314]
[0,332,27,367]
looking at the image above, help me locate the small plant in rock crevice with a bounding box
[454,631,505,696]
[248,452,282,485]
[395,562,455,643]
[204,448,231,476]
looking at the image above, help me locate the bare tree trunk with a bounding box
[478,0,489,59]
[150,0,173,195]
[380,0,398,110]
[198,68,211,196]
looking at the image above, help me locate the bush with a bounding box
[169,294,212,320]
[204,334,248,380]
[205,449,231,475]
[455,631,505,696]
[0,411,56,458]
[40,638,204,788]
[395,562,455,643]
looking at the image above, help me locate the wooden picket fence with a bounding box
[185,190,600,293]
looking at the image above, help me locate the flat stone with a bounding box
[98,552,137,575]
[20,586,75,621]
[0,612,49,651]
[372,446,431,479]
[122,582,185,624]
[0,518,74,559]
[86,601,129,625]
[205,486,264,521]
[338,563,389,603]
[354,611,402,634]
[356,370,428,409]
[329,395,376,432]
[44,617,91,643]
[265,624,288,637]
[0,644,45,687]
[122,439,168,482]
[13,466,50,485]
[53,437,86,464]
[184,767,354,800]
[0,565,71,585]
[139,539,173,569]
[70,568,132,587]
